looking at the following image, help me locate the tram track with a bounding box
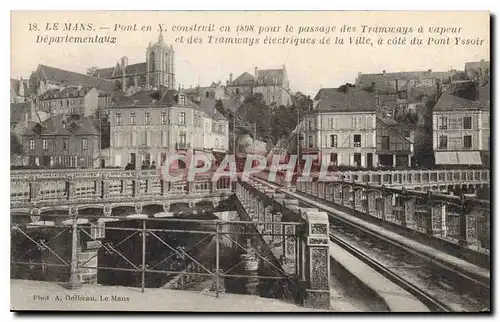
[248,176,490,312]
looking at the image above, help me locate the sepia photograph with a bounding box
[9,10,490,313]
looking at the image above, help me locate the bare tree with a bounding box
[86,65,99,76]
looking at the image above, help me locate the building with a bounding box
[20,114,99,168]
[226,65,292,107]
[108,89,228,169]
[10,78,32,103]
[28,64,116,96]
[37,85,99,117]
[432,85,490,167]
[305,86,412,168]
[91,32,175,92]
[184,82,228,102]
[464,60,490,80]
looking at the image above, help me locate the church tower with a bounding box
[146,32,175,90]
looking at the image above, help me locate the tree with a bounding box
[86,65,99,76]
[11,133,23,155]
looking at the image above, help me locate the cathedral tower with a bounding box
[146,31,175,90]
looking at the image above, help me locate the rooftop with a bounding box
[313,87,377,113]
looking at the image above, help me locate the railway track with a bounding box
[248,176,490,312]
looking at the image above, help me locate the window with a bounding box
[206,92,209,98]
[60,101,63,107]
[143,131,149,146]
[161,111,167,125]
[308,120,313,130]
[398,91,408,100]
[330,134,337,147]
[179,94,186,105]
[381,136,390,150]
[308,135,314,148]
[463,135,472,149]
[376,97,380,106]
[330,153,338,165]
[463,116,472,130]
[42,139,48,150]
[145,112,151,125]
[66,100,69,106]
[179,112,186,126]
[29,139,35,150]
[63,139,68,150]
[115,113,122,125]
[236,88,239,94]
[353,134,361,147]
[130,112,136,125]
[439,135,448,149]
[82,138,88,150]
[438,116,448,130]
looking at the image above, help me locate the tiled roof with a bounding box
[256,68,284,86]
[35,65,116,92]
[434,90,489,112]
[228,72,255,86]
[357,70,456,92]
[10,102,31,124]
[313,87,377,113]
[23,115,98,136]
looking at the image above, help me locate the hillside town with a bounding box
[10,33,490,171]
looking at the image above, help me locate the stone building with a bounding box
[108,89,228,169]
[10,78,32,103]
[91,32,175,92]
[20,114,99,168]
[305,87,412,168]
[28,64,116,96]
[226,65,292,107]
[37,86,99,117]
[432,85,490,167]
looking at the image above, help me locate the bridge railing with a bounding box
[296,180,490,254]
[335,169,490,187]
[11,170,233,208]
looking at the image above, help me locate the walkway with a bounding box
[11,280,329,312]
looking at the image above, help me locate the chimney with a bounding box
[229,73,233,83]
[427,69,432,73]
[382,70,386,75]
[480,59,485,75]
[254,67,258,78]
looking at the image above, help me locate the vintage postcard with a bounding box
[10,10,490,312]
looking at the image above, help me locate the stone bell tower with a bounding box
[146,31,175,90]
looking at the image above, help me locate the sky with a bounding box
[11,11,490,96]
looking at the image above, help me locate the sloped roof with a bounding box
[39,86,94,100]
[256,68,284,86]
[35,64,116,92]
[93,67,114,79]
[228,72,255,86]
[10,102,31,124]
[95,62,148,79]
[198,99,226,121]
[23,115,98,136]
[434,91,488,112]
[313,87,377,113]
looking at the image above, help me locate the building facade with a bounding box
[37,86,99,117]
[92,33,175,91]
[108,89,228,169]
[432,86,490,167]
[305,87,412,168]
[226,66,292,107]
[20,115,99,168]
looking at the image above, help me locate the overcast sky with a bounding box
[11,11,489,96]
